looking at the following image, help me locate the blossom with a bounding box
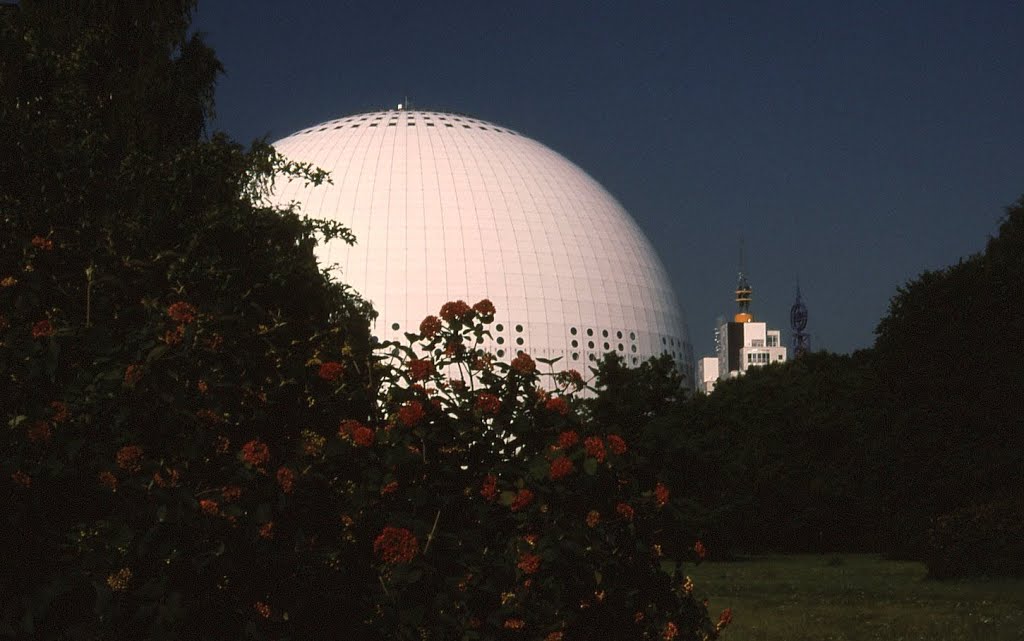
[241,439,270,468]
[0,276,16,287]
[549,456,574,481]
[98,471,118,491]
[475,392,502,415]
[444,339,464,357]
[162,325,184,345]
[480,474,498,501]
[545,632,565,641]
[301,429,326,456]
[717,608,733,630]
[694,540,707,560]
[557,369,585,389]
[503,619,525,630]
[616,502,635,521]
[106,567,132,591]
[517,552,541,574]
[199,499,220,515]
[153,468,180,488]
[472,353,494,370]
[419,315,442,337]
[116,445,143,472]
[583,436,605,462]
[31,235,53,250]
[510,352,536,375]
[166,301,198,324]
[662,621,678,640]
[318,361,345,381]
[472,298,496,316]
[654,482,670,508]
[510,488,534,512]
[50,401,70,423]
[556,430,580,449]
[196,380,209,394]
[353,426,375,447]
[11,470,31,487]
[397,400,425,427]
[31,319,54,339]
[254,601,271,618]
[439,300,472,322]
[408,358,435,381]
[682,576,694,594]
[27,420,52,445]
[544,395,570,416]
[607,434,627,455]
[258,522,275,539]
[586,510,601,528]
[276,466,296,493]
[222,485,242,502]
[373,526,419,563]
[380,480,399,495]
[123,364,143,387]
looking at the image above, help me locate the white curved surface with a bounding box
[271,109,693,381]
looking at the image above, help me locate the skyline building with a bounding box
[269,107,694,384]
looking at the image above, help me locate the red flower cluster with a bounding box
[241,439,270,468]
[339,420,375,446]
[544,395,570,415]
[166,301,198,324]
[258,522,275,539]
[419,314,442,337]
[517,552,541,574]
[549,456,574,480]
[408,358,435,381]
[373,526,419,563]
[31,319,54,339]
[439,300,472,322]
[584,436,606,462]
[116,445,144,472]
[276,466,296,493]
[480,474,498,501]
[556,430,579,449]
[254,601,271,619]
[662,621,679,640]
[380,480,399,495]
[11,470,31,488]
[98,470,118,491]
[199,499,220,516]
[222,485,242,502]
[318,361,345,381]
[504,619,525,630]
[694,540,707,560]
[50,401,70,423]
[475,392,501,415]
[153,468,180,488]
[472,298,496,316]
[27,420,52,445]
[31,235,54,250]
[654,482,670,508]
[510,488,534,512]
[717,608,733,630]
[162,325,184,346]
[616,502,635,521]
[397,400,425,427]
[586,510,601,528]
[557,369,585,389]
[123,363,143,387]
[607,434,627,456]
[511,352,536,374]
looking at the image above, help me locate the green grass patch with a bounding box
[690,554,1024,641]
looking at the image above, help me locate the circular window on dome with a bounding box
[662,337,667,345]
[496,337,504,345]
[617,331,623,339]
[602,330,609,338]
[572,352,579,360]
[630,332,636,340]
[515,324,523,332]
[631,345,637,353]
[497,349,505,358]
[588,354,596,361]
[588,341,595,349]
[570,327,578,335]
[496,324,504,331]
[618,344,624,351]
[604,342,610,350]
[586,329,593,336]
[391,323,400,331]
[571,340,578,348]
[516,337,524,346]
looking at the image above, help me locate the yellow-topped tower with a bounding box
[734,271,753,323]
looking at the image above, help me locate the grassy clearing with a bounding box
[689,554,1024,641]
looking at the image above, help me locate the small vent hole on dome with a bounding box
[570,327,577,335]
[515,324,523,333]
[495,324,504,332]
[588,341,595,349]
[426,122,435,127]
[407,122,415,126]
[497,337,505,345]
[602,330,609,338]
[391,323,400,331]
[586,329,593,337]
[604,342,610,350]
[370,123,378,127]
[462,125,471,129]
[572,352,579,360]
[444,123,453,127]
[617,331,623,339]
[630,332,636,340]
[516,337,524,346]
[388,122,396,127]
[497,349,505,358]
[631,345,637,353]
[571,340,578,348]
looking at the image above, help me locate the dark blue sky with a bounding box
[194,1,1023,358]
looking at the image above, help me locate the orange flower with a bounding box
[162,325,184,345]
[318,361,344,381]
[503,618,525,630]
[694,540,707,560]
[549,456,574,480]
[419,315,442,337]
[510,352,536,374]
[11,470,31,487]
[116,445,143,472]
[106,567,132,591]
[199,498,220,515]
[98,470,118,491]
[276,466,296,493]
[31,319,54,339]
[586,510,601,528]
[397,400,425,427]
[556,369,585,388]
[616,502,635,521]
[196,380,209,394]
[439,300,472,322]
[254,601,271,618]
[241,439,270,469]
[545,632,565,641]
[475,392,502,415]
[510,488,534,512]
[166,301,198,324]
[517,552,541,574]
[373,526,419,563]
[380,480,399,495]
[258,522,275,539]
[654,482,670,508]
[153,468,180,488]
[606,434,627,455]
[583,436,605,462]
[480,474,498,501]
[31,235,53,250]
[222,485,242,502]
[662,621,678,640]
[717,608,733,630]
[544,395,570,415]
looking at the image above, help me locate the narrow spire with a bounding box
[734,238,753,322]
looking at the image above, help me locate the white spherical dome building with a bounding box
[271,108,693,381]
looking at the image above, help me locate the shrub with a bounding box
[926,499,1024,579]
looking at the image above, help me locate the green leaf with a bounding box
[583,458,598,476]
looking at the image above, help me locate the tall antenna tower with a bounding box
[734,238,753,322]
[790,280,810,357]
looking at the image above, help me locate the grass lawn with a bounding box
[689,554,1024,641]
